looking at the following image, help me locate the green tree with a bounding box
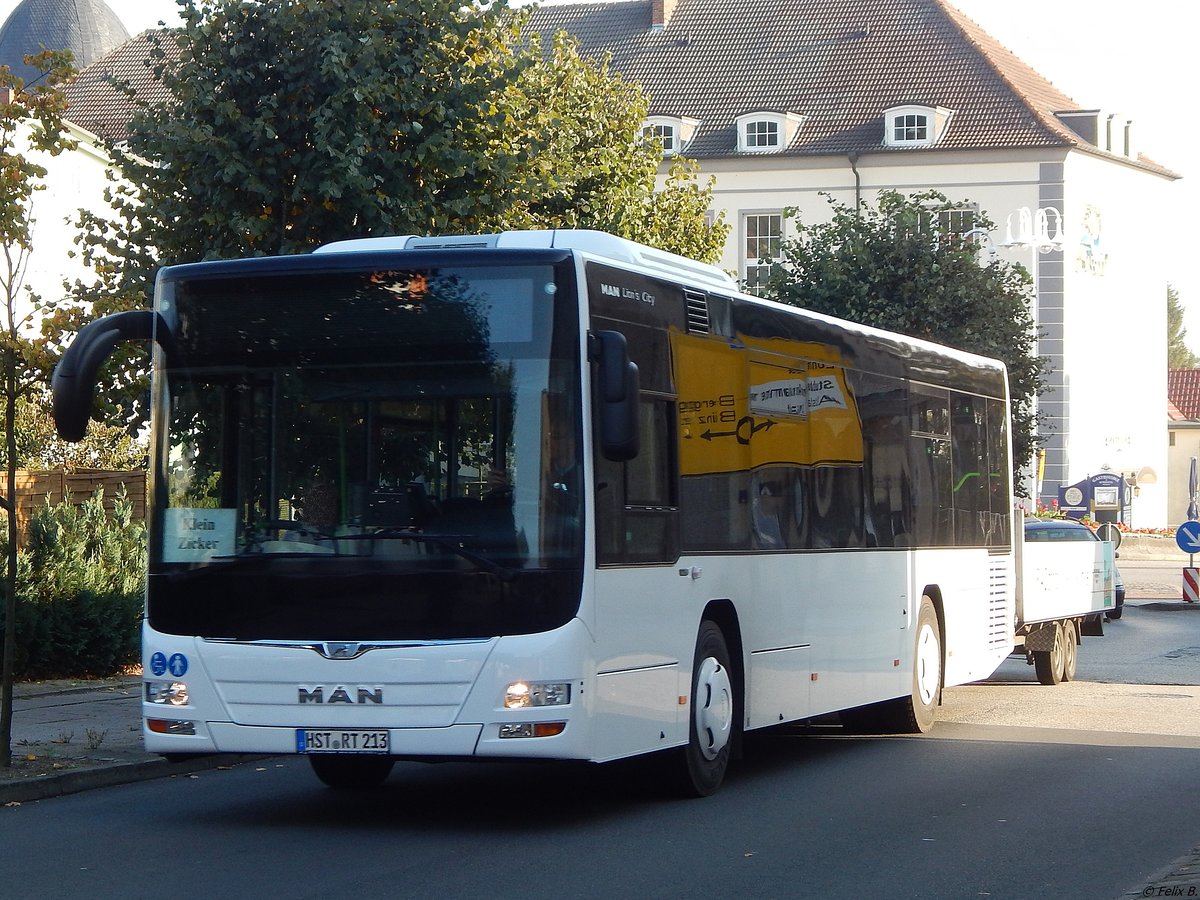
[2,391,146,471]
[0,49,76,769]
[1167,284,1198,368]
[50,0,726,429]
[504,33,727,263]
[53,0,533,403]
[761,191,1046,484]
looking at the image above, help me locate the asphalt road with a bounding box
[1,558,1196,899]
[1,723,1196,900]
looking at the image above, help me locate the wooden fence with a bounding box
[11,469,146,546]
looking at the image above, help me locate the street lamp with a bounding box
[960,226,998,262]
[1002,206,1065,252]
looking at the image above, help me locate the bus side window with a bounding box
[908,384,953,547]
[985,398,1012,547]
[853,371,910,548]
[951,392,988,546]
[595,397,679,565]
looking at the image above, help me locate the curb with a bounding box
[0,753,267,805]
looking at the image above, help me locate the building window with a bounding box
[883,105,954,148]
[937,207,975,236]
[896,205,978,247]
[745,120,779,149]
[643,123,677,154]
[743,213,783,286]
[735,112,806,153]
[893,113,928,143]
[642,116,701,157]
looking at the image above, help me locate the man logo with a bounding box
[321,642,362,659]
[298,685,384,704]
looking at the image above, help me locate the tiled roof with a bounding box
[0,0,129,84]
[60,29,172,142]
[57,0,1177,179]
[1169,369,1200,420]
[527,0,1176,174]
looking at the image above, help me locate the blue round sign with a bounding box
[149,651,167,677]
[1176,520,1200,554]
[167,653,189,677]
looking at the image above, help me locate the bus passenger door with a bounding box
[589,321,690,760]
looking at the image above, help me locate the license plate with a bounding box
[296,729,390,754]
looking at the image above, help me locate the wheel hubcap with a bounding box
[915,623,940,706]
[695,656,733,760]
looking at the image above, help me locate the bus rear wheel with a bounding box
[672,620,735,797]
[309,755,395,789]
[877,596,941,733]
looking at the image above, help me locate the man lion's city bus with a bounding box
[53,230,1015,796]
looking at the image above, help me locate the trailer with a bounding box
[1014,514,1117,684]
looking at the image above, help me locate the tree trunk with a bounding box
[1,382,17,768]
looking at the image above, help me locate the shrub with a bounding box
[0,487,146,678]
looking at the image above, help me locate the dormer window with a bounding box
[883,105,954,148]
[642,116,700,157]
[736,112,806,153]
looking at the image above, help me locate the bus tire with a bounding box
[880,595,941,733]
[309,755,395,789]
[1033,622,1066,686]
[673,620,735,797]
[1061,621,1078,682]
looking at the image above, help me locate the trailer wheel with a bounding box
[671,620,735,797]
[1033,622,1066,685]
[1061,621,1078,682]
[309,755,394,790]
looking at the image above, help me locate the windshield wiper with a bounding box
[361,529,517,582]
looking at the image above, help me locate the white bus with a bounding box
[53,230,1015,795]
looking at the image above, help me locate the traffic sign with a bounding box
[1096,522,1122,548]
[1177,520,1200,554]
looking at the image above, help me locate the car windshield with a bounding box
[1025,525,1097,542]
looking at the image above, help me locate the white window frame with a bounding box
[642,116,701,157]
[742,212,784,287]
[883,105,954,148]
[735,112,806,153]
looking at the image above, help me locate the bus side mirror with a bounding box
[52,309,173,442]
[589,330,640,461]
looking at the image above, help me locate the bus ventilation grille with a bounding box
[685,291,710,334]
[986,558,1010,649]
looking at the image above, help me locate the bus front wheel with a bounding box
[309,755,395,790]
[673,620,735,797]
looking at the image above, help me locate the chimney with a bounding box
[651,0,679,31]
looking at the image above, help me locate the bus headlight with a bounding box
[504,681,571,709]
[146,681,190,706]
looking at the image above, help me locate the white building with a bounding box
[0,0,131,330]
[531,0,1179,524]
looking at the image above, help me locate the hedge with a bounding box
[0,487,145,679]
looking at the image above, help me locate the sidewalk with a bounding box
[0,675,260,804]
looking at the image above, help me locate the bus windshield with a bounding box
[149,261,583,642]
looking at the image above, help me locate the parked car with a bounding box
[1024,518,1125,619]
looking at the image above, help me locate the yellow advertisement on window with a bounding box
[670,331,863,477]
